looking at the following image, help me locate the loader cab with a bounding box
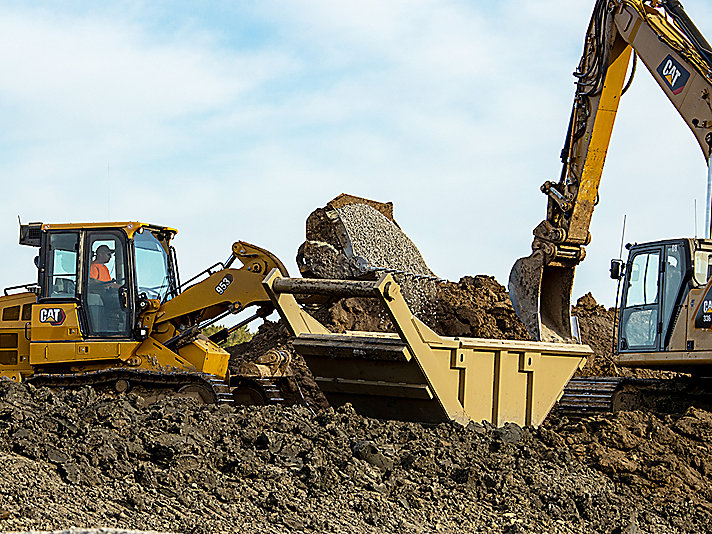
[616,239,697,353]
[23,222,178,340]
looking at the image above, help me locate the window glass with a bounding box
[47,233,78,298]
[621,308,658,348]
[86,232,128,335]
[621,249,662,350]
[134,230,171,301]
[625,251,660,306]
[694,250,712,286]
[662,244,684,339]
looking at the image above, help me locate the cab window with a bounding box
[620,250,661,350]
[46,232,79,298]
[134,230,171,301]
[694,250,712,286]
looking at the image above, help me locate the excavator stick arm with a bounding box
[510,0,712,342]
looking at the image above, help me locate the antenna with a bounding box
[618,214,627,259]
[107,162,111,219]
[695,199,699,238]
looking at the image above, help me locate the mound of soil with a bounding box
[0,380,711,533]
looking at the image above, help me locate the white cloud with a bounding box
[1,0,711,313]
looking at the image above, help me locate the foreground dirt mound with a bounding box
[0,380,710,533]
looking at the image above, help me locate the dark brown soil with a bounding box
[1,380,711,533]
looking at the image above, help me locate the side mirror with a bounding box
[610,259,625,280]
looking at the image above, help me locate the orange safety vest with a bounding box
[90,262,111,282]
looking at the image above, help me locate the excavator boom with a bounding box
[510,0,712,342]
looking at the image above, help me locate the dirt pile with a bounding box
[295,198,529,339]
[0,380,711,533]
[572,293,617,376]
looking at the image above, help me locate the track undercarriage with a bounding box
[24,368,295,407]
[557,376,712,418]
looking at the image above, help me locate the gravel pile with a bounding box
[1,380,712,533]
[298,200,437,316]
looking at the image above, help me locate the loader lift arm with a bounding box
[509,0,712,342]
[150,241,288,347]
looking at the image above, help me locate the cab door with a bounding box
[619,247,663,352]
[83,230,133,338]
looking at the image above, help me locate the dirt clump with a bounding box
[0,380,711,533]
[432,276,530,340]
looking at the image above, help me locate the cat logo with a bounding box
[656,55,690,95]
[39,308,66,326]
[705,300,712,314]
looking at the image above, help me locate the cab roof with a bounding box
[38,221,177,238]
[20,221,178,247]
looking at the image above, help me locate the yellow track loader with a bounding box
[0,221,291,403]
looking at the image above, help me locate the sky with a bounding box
[2,0,712,310]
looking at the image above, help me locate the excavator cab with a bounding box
[613,238,712,371]
[615,239,691,353]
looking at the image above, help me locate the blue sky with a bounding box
[2,0,712,309]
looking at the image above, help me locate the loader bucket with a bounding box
[263,270,590,427]
[508,250,575,343]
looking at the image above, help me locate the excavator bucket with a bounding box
[263,269,590,427]
[508,250,575,343]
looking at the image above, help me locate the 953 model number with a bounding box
[215,274,234,295]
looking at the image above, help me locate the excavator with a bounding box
[0,221,293,404]
[509,0,712,413]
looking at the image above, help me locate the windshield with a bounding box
[134,230,171,301]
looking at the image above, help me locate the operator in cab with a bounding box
[87,242,125,333]
[90,245,120,288]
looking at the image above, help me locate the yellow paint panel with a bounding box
[178,337,230,378]
[29,341,140,365]
[31,304,83,342]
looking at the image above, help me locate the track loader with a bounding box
[0,221,291,403]
[509,0,712,414]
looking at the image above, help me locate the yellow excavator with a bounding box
[0,221,291,403]
[510,0,712,413]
